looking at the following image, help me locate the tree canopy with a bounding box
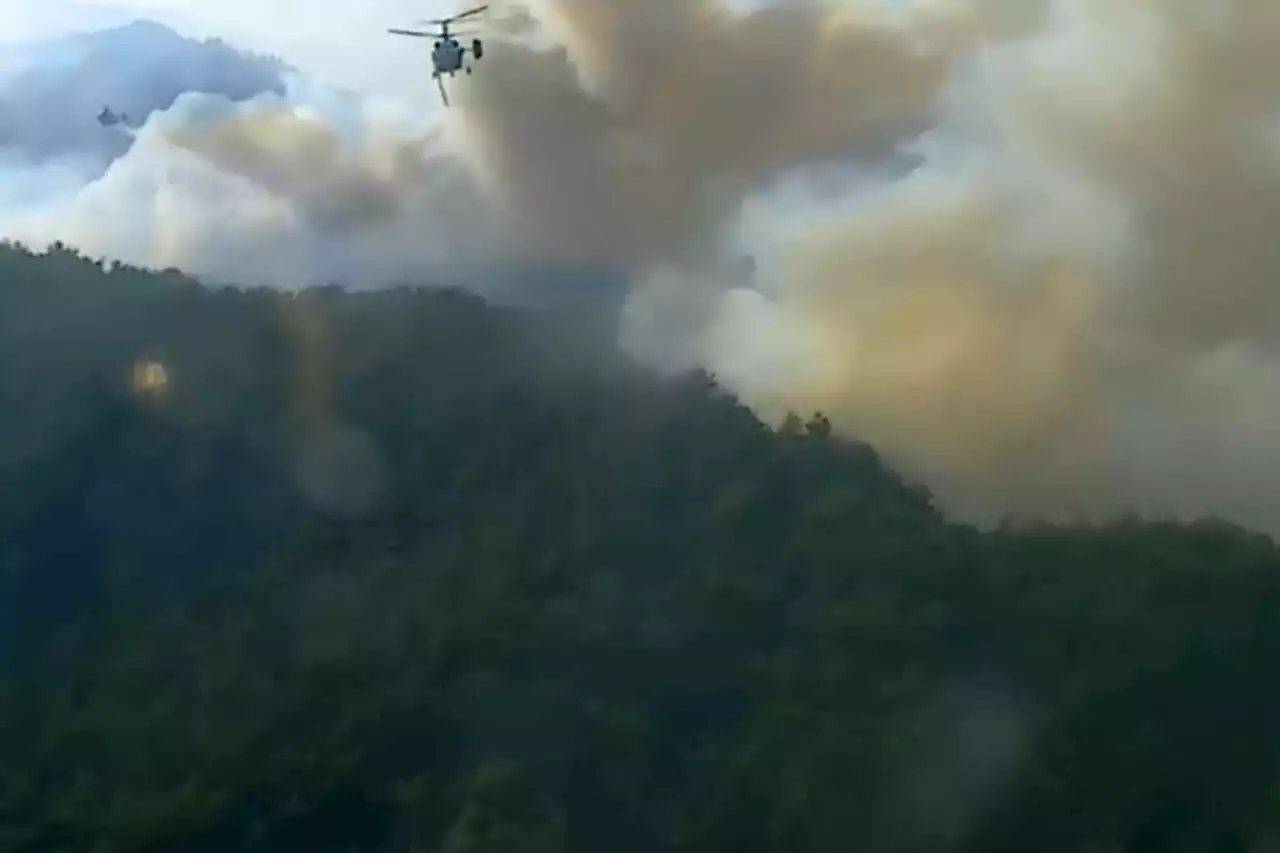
[1,241,1278,852]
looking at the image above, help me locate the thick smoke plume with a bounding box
[4,0,1280,533]
[696,0,1280,531]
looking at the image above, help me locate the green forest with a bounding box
[1,240,1279,852]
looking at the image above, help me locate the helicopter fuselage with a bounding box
[97,106,127,127]
[431,38,466,76]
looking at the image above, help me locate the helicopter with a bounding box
[97,105,128,127]
[388,4,489,108]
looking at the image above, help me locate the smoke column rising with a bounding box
[4,0,1280,532]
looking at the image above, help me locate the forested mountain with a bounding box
[1,240,1279,852]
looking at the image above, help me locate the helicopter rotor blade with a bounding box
[415,20,477,29]
[437,74,450,108]
[388,28,435,37]
[408,23,481,37]
[423,5,489,26]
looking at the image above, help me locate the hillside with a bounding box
[1,242,1280,852]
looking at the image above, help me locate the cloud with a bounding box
[5,0,1280,533]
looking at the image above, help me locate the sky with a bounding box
[0,0,460,97]
[5,0,1280,537]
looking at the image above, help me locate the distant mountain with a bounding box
[0,19,290,172]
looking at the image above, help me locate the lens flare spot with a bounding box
[131,359,170,395]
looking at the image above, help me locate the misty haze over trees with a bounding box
[1,240,1279,852]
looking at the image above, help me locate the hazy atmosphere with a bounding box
[3,0,1279,532]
